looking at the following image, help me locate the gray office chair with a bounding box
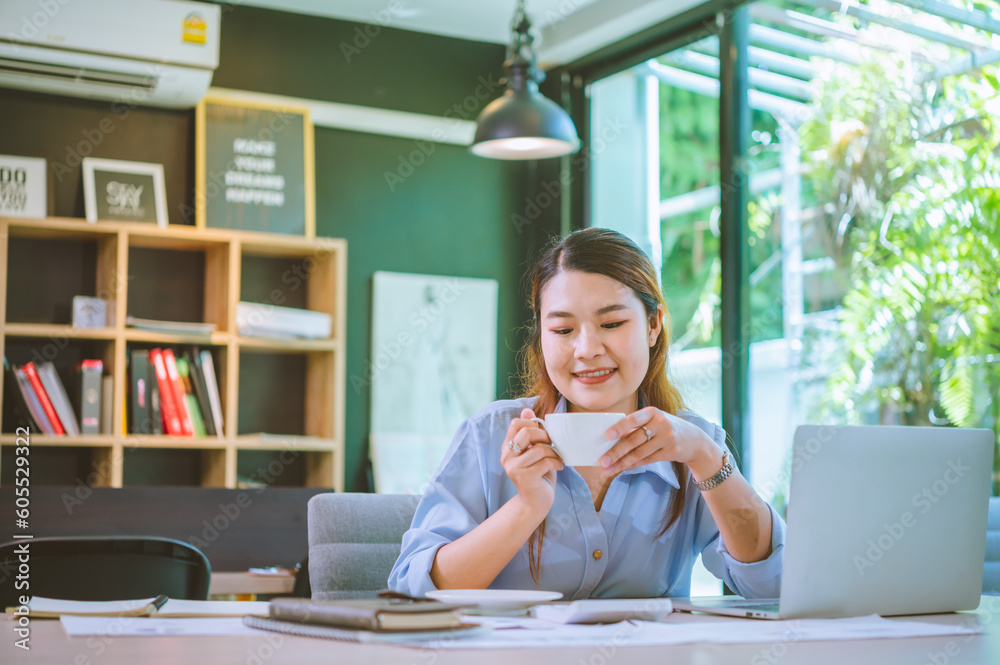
[307,493,419,600]
[985,497,1000,595]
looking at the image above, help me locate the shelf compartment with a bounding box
[2,337,115,436]
[5,231,121,327]
[0,444,115,486]
[123,343,230,441]
[236,448,308,487]
[127,246,209,325]
[238,239,342,342]
[237,351,306,436]
[121,446,226,487]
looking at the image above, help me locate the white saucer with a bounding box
[426,589,563,611]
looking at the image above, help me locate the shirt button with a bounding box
[593,550,602,560]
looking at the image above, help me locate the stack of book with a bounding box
[3,357,103,435]
[129,348,224,437]
[235,302,331,340]
[243,598,480,643]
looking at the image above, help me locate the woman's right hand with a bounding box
[500,408,565,514]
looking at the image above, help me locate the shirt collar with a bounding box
[552,394,681,490]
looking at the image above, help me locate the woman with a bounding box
[389,228,784,599]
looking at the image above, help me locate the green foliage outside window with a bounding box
[800,55,1000,493]
[658,76,784,348]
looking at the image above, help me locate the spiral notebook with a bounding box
[242,615,488,643]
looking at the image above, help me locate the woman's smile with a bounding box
[572,367,618,384]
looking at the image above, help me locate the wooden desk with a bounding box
[5,596,1000,664]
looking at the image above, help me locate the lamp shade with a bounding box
[471,85,580,160]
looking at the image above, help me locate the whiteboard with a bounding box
[369,272,498,494]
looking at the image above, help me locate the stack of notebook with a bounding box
[243,598,484,643]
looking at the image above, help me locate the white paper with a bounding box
[61,616,259,637]
[157,599,271,617]
[421,613,982,649]
[532,598,674,624]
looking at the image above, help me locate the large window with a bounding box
[588,0,1000,591]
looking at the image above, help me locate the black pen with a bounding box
[150,594,170,613]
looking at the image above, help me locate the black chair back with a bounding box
[0,536,210,608]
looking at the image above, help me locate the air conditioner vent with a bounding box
[0,57,156,91]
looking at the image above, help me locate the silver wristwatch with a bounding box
[695,450,735,491]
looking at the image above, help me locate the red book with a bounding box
[21,362,65,435]
[161,349,194,437]
[149,348,184,436]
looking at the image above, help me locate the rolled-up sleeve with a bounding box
[387,416,492,598]
[700,503,785,598]
[691,419,786,599]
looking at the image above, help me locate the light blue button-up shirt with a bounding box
[388,396,785,599]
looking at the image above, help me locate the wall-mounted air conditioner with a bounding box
[0,0,220,109]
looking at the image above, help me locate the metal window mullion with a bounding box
[719,7,751,474]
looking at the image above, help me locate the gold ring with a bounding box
[642,426,652,442]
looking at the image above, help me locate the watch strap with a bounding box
[695,450,735,491]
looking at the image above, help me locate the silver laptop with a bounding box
[673,425,994,619]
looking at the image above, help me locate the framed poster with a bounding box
[195,95,315,236]
[0,155,46,218]
[82,158,168,227]
[368,272,498,494]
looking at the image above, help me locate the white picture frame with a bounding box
[0,154,47,218]
[82,157,168,227]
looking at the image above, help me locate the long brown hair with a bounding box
[518,228,687,584]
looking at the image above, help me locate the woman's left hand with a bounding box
[598,407,715,477]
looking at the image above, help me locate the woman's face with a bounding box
[539,269,661,415]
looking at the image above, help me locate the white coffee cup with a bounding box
[530,412,626,466]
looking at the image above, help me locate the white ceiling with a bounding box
[234,0,604,44]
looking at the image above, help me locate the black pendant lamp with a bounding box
[470,0,580,160]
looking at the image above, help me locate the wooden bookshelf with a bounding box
[0,216,346,491]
